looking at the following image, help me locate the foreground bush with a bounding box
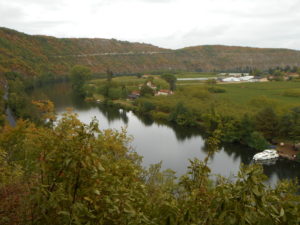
[0,113,299,224]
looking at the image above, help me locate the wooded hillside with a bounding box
[1,27,300,76]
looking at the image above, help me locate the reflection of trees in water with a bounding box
[134,112,202,141]
[29,83,92,110]
[200,142,255,165]
[262,160,300,182]
[222,144,256,165]
[97,105,128,124]
[170,124,202,142]
[70,92,92,110]
[133,113,154,126]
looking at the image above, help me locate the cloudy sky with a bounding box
[1,0,300,49]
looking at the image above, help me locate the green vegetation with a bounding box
[2,27,300,77]
[70,65,91,97]
[1,27,300,224]
[217,81,300,108]
[1,112,300,224]
[0,89,5,127]
[86,75,300,150]
[88,76,169,101]
[161,74,177,91]
[283,89,300,97]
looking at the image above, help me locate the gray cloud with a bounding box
[1,0,300,50]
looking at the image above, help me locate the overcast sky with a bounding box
[1,0,300,49]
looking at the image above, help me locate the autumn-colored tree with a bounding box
[0,113,300,225]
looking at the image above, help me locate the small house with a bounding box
[156,89,173,96]
[131,91,140,96]
[128,94,139,100]
[128,91,140,100]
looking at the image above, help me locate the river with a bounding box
[3,83,16,127]
[29,83,300,186]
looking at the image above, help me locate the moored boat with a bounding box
[253,149,279,161]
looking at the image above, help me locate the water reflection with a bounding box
[97,105,129,124]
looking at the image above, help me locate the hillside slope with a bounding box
[1,27,300,76]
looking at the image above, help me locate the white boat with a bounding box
[253,149,279,161]
[253,157,278,165]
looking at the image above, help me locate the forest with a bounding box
[2,27,300,76]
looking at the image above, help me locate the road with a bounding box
[53,51,172,58]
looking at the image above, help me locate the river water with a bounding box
[30,83,300,186]
[3,84,16,127]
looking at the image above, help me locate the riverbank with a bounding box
[24,82,300,186]
[86,78,300,158]
[277,143,299,161]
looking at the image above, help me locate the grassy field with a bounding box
[89,73,300,108]
[177,80,207,85]
[217,81,300,108]
[89,76,169,87]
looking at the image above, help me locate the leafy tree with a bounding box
[284,65,291,72]
[106,69,114,82]
[237,114,255,145]
[140,84,154,97]
[168,102,195,126]
[137,100,155,114]
[290,107,300,147]
[0,113,300,224]
[255,107,279,141]
[247,131,269,150]
[161,74,177,91]
[70,65,91,97]
[278,113,293,140]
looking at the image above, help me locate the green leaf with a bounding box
[280,208,284,217]
[58,211,70,216]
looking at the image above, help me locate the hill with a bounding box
[1,27,300,76]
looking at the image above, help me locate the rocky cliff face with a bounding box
[1,27,300,76]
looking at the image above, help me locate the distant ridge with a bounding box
[1,27,300,76]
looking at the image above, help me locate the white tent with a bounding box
[222,77,241,82]
[239,76,254,81]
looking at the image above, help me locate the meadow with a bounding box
[217,81,300,110]
[88,75,300,116]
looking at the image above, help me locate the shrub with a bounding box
[247,131,269,150]
[208,87,226,93]
[151,111,169,121]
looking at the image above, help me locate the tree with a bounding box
[140,84,154,97]
[161,74,177,91]
[290,107,300,147]
[247,131,269,150]
[106,68,114,82]
[70,65,91,97]
[168,102,195,126]
[255,107,279,141]
[1,113,300,224]
[278,113,293,140]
